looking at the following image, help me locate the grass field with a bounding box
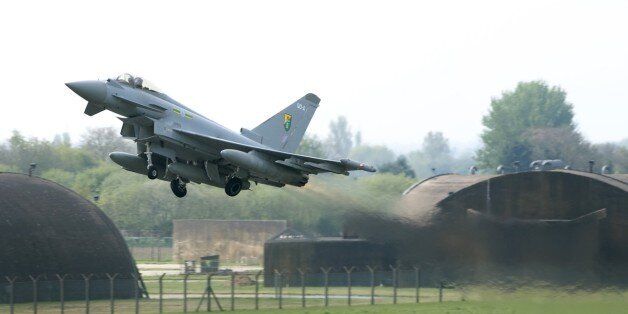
[186,299,628,314]
[170,288,628,314]
[2,291,625,313]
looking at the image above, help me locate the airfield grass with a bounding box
[0,295,628,314]
[178,300,628,314]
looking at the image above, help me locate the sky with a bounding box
[0,0,626,155]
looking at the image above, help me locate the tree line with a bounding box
[0,128,414,237]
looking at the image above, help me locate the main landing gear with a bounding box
[145,142,158,180]
[170,178,187,198]
[224,177,243,197]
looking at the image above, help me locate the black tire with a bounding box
[147,165,159,180]
[224,177,243,197]
[170,179,187,198]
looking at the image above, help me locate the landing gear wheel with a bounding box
[147,165,158,180]
[170,179,187,198]
[224,177,243,197]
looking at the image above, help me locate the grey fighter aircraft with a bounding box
[66,74,376,197]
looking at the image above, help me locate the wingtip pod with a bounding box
[341,159,377,172]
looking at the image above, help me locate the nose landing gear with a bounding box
[170,178,187,198]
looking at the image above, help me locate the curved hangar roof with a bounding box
[399,170,627,220]
[0,173,137,277]
[345,170,628,285]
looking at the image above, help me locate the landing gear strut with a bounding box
[145,142,158,180]
[170,178,187,198]
[224,177,243,197]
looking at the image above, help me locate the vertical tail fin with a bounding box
[247,93,320,153]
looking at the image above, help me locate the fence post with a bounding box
[321,267,330,307]
[106,273,118,314]
[414,266,420,303]
[159,274,165,314]
[273,270,283,309]
[207,274,214,312]
[389,265,397,304]
[183,274,189,313]
[273,270,278,299]
[439,281,443,303]
[5,276,16,314]
[254,271,262,310]
[81,274,92,314]
[297,268,306,308]
[343,267,355,306]
[131,273,140,314]
[29,275,39,314]
[366,266,375,305]
[56,274,68,314]
[204,273,223,312]
[230,272,235,311]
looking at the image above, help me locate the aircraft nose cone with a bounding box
[65,80,107,103]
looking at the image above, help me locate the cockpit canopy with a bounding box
[114,73,162,93]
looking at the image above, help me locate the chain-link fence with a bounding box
[0,266,461,313]
[125,237,173,263]
[129,247,174,262]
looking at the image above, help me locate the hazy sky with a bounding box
[1,1,626,154]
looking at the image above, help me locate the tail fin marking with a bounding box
[249,93,320,153]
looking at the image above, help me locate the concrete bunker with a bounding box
[0,173,140,302]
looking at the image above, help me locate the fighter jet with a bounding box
[66,74,376,197]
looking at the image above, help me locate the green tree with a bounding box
[42,169,76,188]
[295,134,326,158]
[349,144,396,168]
[378,156,416,178]
[5,130,53,172]
[52,133,71,147]
[354,131,362,146]
[357,173,415,196]
[1,131,96,173]
[525,126,595,169]
[80,127,134,161]
[594,142,628,173]
[408,131,454,178]
[71,163,119,199]
[476,81,580,169]
[0,163,19,172]
[325,116,353,158]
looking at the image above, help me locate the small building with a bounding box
[173,219,287,263]
[263,229,395,286]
